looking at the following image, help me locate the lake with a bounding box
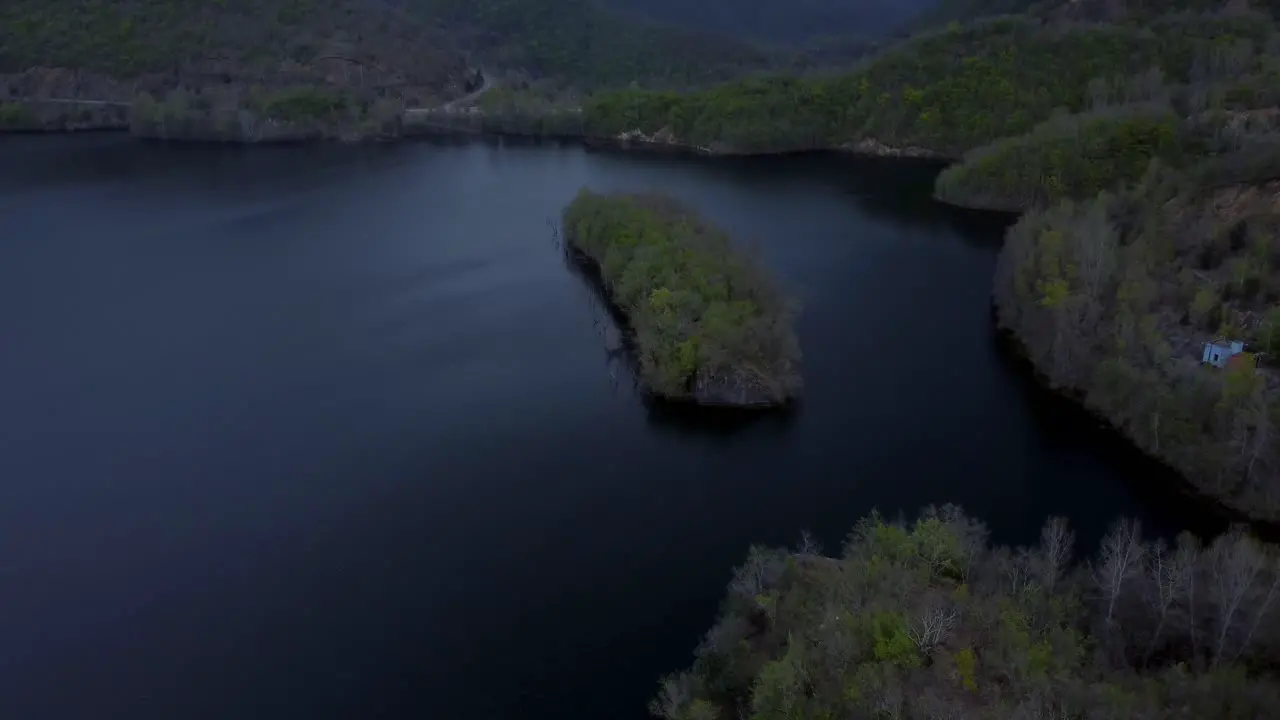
[0,134,1219,719]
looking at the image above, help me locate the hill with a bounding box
[410,0,778,90]
[577,2,1280,522]
[994,137,1280,519]
[583,12,1275,156]
[0,0,787,106]
[0,0,475,104]
[592,0,935,46]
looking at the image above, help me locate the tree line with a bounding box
[581,11,1274,161]
[653,506,1280,720]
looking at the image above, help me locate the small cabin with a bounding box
[1202,339,1246,369]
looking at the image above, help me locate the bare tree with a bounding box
[1037,517,1075,593]
[1207,528,1273,664]
[1140,536,1195,662]
[730,545,774,600]
[1071,201,1119,306]
[998,546,1036,599]
[908,600,959,654]
[648,672,695,720]
[938,504,988,582]
[795,530,822,556]
[1093,518,1145,629]
[1231,565,1279,664]
[1175,533,1203,657]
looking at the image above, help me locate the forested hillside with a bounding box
[655,507,1280,720]
[0,0,474,101]
[0,0,782,105]
[592,0,933,46]
[583,11,1275,158]
[993,139,1280,519]
[411,0,776,89]
[575,1,1280,523]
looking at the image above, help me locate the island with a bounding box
[561,189,802,408]
[568,2,1280,522]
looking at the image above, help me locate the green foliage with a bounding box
[415,0,775,90]
[561,190,801,405]
[584,14,1273,156]
[935,104,1186,211]
[1252,307,1280,354]
[910,516,967,578]
[125,83,404,141]
[655,508,1280,720]
[255,88,347,121]
[0,0,470,94]
[750,642,807,720]
[683,699,718,720]
[994,145,1280,519]
[954,648,978,691]
[869,612,920,668]
[0,101,36,129]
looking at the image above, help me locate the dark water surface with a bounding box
[0,135,1216,719]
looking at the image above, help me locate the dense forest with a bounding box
[592,0,933,46]
[0,0,482,138]
[575,8,1280,523]
[0,0,474,100]
[562,190,802,408]
[993,139,1280,520]
[0,0,785,139]
[582,11,1276,158]
[934,103,1191,212]
[0,0,783,96]
[411,0,778,90]
[654,506,1280,719]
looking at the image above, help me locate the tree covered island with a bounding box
[562,190,802,408]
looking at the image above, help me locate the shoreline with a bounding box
[5,123,1259,529]
[991,312,1280,540]
[1,111,964,166]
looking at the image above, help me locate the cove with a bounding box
[0,134,1226,719]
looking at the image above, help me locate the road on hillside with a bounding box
[406,70,493,116]
[19,70,494,116]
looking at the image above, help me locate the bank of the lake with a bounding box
[0,135,1231,720]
